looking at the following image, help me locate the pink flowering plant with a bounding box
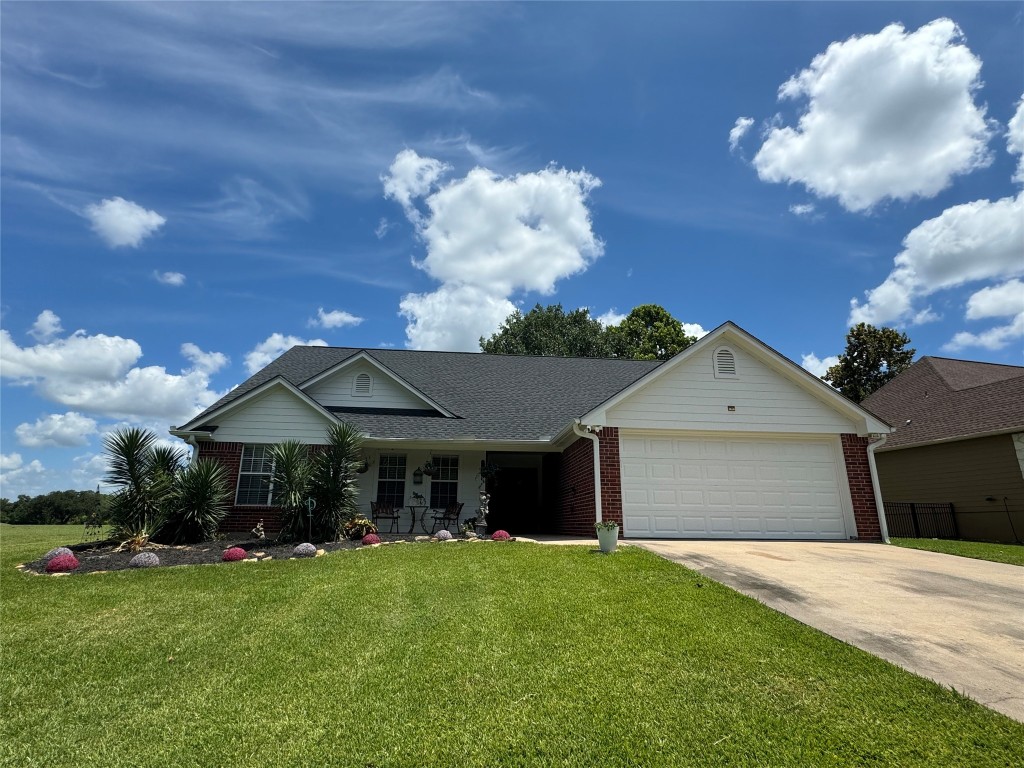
[491,530,511,541]
[361,533,381,545]
[222,547,246,562]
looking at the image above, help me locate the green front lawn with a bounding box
[891,537,1024,567]
[2,524,1021,767]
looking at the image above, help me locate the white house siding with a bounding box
[304,361,431,410]
[211,388,336,443]
[606,345,856,434]
[356,448,487,532]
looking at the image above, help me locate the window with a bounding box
[713,346,738,379]
[236,444,275,506]
[353,372,373,397]
[376,454,407,507]
[429,455,459,508]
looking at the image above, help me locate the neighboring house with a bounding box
[861,357,1024,543]
[171,322,891,541]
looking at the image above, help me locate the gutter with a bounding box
[866,434,890,544]
[572,420,603,525]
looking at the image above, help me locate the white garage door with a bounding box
[620,433,849,539]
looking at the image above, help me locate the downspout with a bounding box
[572,420,602,525]
[866,434,890,544]
[185,435,199,466]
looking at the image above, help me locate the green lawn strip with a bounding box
[891,537,1024,566]
[2,525,1021,767]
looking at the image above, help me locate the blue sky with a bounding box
[2,2,1022,497]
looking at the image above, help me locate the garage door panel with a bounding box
[621,432,848,540]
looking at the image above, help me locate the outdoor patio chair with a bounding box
[370,501,400,533]
[429,501,464,534]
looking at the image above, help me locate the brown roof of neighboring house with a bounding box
[861,356,1024,450]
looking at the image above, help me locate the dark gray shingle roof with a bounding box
[185,347,662,442]
[862,356,1024,450]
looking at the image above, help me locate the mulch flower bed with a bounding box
[17,534,439,576]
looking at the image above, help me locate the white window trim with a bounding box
[236,444,276,506]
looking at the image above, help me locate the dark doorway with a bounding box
[487,467,541,534]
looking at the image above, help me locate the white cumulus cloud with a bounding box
[801,353,840,378]
[180,343,229,375]
[85,196,166,248]
[596,309,627,327]
[245,333,327,374]
[0,457,47,497]
[28,309,64,342]
[155,270,186,286]
[682,323,708,339]
[15,411,98,447]
[729,117,754,153]
[850,193,1024,326]
[965,279,1024,320]
[309,308,364,330]
[751,19,993,211]
[383,150,604,351]
[0,323,222,426]
[0,453,24,471]
[944,313,1024,352]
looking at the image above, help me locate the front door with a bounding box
[487,467,541,534]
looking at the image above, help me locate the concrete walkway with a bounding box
[630,540,1024,722]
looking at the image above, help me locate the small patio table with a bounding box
[406,505,428,534]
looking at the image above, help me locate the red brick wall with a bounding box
[598,427,623,537]
[196,442,282,534]
[558,437,596,536]
[841,434,882,541]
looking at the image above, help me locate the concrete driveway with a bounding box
[634,540,1024,722]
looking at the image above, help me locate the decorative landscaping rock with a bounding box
[129,552,160,568]
[434,530,453,541]
[45,553,79,573]
[222,547,247,562]
[43,547,74,562]
[491,530,512,541]
[293,542,317,558]
[361,533,381,546]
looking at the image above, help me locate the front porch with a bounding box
[355,447,563,536]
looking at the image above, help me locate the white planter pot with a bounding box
[596,526,619,553]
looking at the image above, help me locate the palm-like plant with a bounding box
[308,422,363,541]
[104,428,172,542]
[162,459,233,544]
[271,440,314,542]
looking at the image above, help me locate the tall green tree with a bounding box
[480,304,611,357]
[823,323,916,402]
[606,304,697,361]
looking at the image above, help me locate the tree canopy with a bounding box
[480,304,611,357]
[480,303,696,360]
[823,323,916,403]
[0,489,108,525]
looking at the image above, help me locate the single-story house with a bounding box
[861,356,1024,543]
[171,322,892,541]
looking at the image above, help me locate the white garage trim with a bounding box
[619,430,857,540]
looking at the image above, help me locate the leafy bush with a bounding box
[293,542,317,558]
[43,546,74,561]
[45,554,79,572]
[361,533,381,545]
[129,552,160,568]
[595,520,619,531]
[434,530,453,541]
[222,547,247,562]
[491,530,511,541]
[344,516,377,540]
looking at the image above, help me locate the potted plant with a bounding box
[409,491,426,506]
[478,461,501,486]
[421,461,437,477]
[595,520,619,553]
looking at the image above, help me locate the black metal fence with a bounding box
[884,502,958,539]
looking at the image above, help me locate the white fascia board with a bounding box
[580,321,892,436]
[169,429,216,441]
[298,351,455,418]
[362,437,561,452]
[877,427,1024,452]
[176,376,339,432]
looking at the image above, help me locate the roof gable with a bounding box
[583,322,890,436]
[862,357,1024,449]
[300,352,453,416]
